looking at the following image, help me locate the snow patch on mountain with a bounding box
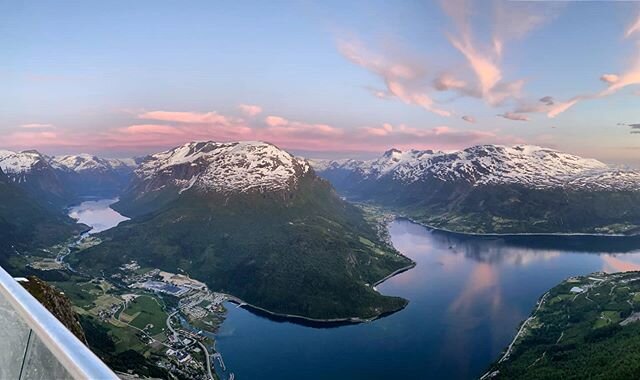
[137,141,311,194]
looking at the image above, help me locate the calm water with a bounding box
[68,198,129,233]
[215,219,640,380]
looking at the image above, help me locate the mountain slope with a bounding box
[71,141,412,320]
[0,168,82,268]
[314,145,640,234]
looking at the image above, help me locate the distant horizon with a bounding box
[2,140,639,169]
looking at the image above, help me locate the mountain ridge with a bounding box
[0,149,135,205]
[313,144,640,234]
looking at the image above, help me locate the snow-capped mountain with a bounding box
[315,145,639,191]
[313,145,640,234]
[0,149,70,206]
[0,149,136,205]
[115,141,316,217]
[51,154,134,174]
[0,149,55,182]
[50,154,135,198]
[134,141,311,195]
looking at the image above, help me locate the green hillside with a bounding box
[0,169,82,269]
[71,173,413,320]
[487,272,640,379]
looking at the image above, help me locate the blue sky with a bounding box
[1,0,640,165]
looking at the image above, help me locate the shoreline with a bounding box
[372,262,417,288]
[220,261,417,326]
[399,216,640,238]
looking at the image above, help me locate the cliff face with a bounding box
[21,276,87,343]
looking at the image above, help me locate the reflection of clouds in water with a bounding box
[442,263,524,377]
[435,252,466,273]
[449,263,499,314]
[602,255,640,273]
[385,219,640,375]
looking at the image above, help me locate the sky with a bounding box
[1,0,640,165]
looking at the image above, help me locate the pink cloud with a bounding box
[2,131,68,148]
[513,92,592,119]
[0,108,521,155]
[448,35,503,103]
[238,104,263,117]
[598,62,640,98]
[264,116,289,127]
[547,97,582,118]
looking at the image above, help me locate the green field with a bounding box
[122,295,167,335]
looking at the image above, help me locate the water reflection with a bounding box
[215,219,640,380]
[68,198,129,234]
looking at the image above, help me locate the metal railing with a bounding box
[0,265,118,380]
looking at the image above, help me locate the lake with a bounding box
[214,219,640,380]
[68,198,129,234]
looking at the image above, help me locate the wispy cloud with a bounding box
[138,110,239,125]
[597,15,640,97]
[439,0,557,107]
[626,14,640,38]
[118,124,185,135]
[461,115,476,123]
[337,39,451,117]
[497,112,529,122]
[358,122,523,151]
[619,122,640,134]
[19,123,54,129]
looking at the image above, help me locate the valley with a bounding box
[3,142,640,379]
[26,198,233,379]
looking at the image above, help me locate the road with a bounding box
[166,310,179,340]
[197,341,214,380]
